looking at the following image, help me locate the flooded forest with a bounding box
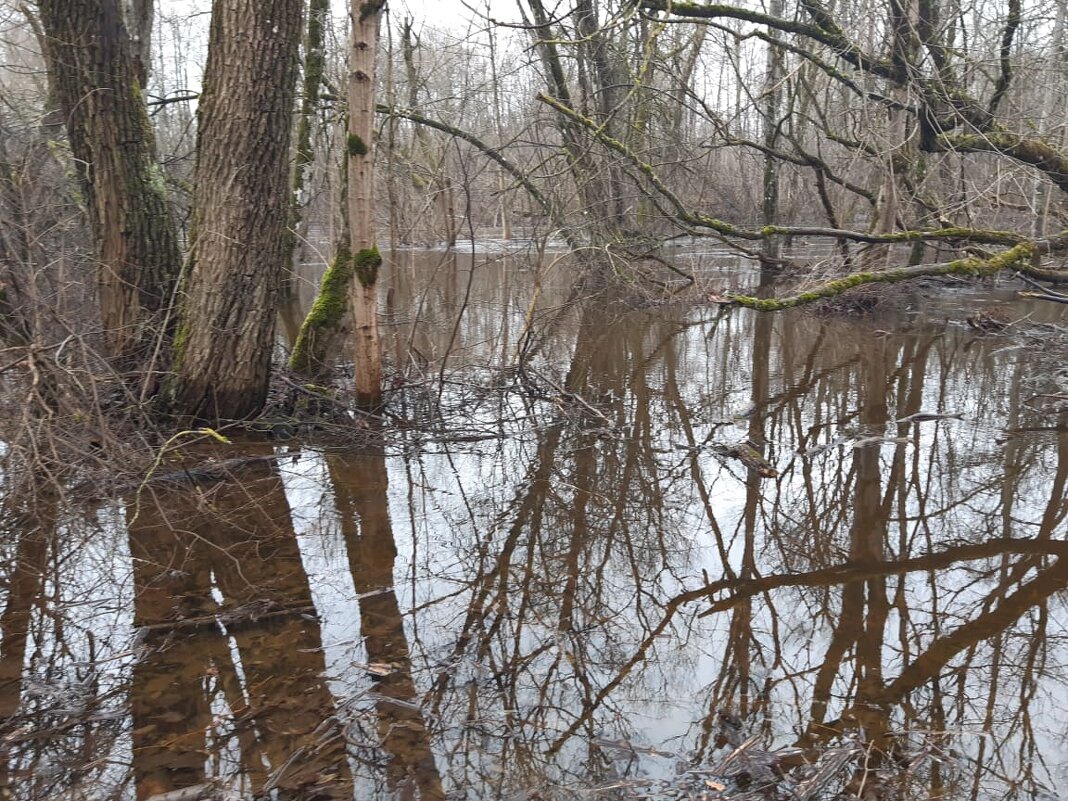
[1,0,1068,798]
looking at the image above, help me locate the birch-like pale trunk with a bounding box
[349,0,385,408]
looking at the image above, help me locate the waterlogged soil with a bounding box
[2,250,1068,800]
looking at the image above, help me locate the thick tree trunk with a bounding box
[169,0,303,421]
[348,0,385,409]
[38,0,180,362]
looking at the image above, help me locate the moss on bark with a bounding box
[347,134,369,157]
[289,245,355,376]
[728,243,1034,310]
[353,245,382,288]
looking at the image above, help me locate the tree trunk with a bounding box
[486,13,512,240]
[525,0,624,245]
[285,0,330,304]
[761,0,786,266]
[290,2,387,392]
[1031,0,1067,238]
[0,109,34,347]
[348,0,385,409]
[38,0,180,363]
[169,0,303,421]
[123,0,154,88]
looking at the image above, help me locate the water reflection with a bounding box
[327,449,445,800]
[126,450,351,799]
[1,252,1067,799]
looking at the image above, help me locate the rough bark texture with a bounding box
[348,0,385,409]
[122,0,154,87]
[38,0,180,362]
[169,0,303,421]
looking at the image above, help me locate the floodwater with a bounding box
[2,247,1067,800]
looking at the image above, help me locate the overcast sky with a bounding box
[152,0,519,95]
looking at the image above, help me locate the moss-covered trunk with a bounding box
[289,0,384,409]
[288,241,353,378]
[38,0,180,363]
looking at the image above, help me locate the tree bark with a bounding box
[123,0,154,88]
[761,0,786,265]
[290,4,389,390]
[348,0,385,409]
[169,0,303,421]
[38,0,180,363]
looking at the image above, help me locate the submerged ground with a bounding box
[1,247,1066,800]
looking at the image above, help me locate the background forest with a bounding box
[1,0,1067,429]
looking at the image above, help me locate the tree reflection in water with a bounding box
[0,256,1065,799]
[126,450,353,800]
[327,448,445,801]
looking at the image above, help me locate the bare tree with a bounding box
[290,0,386,407]
[168,0,303,420]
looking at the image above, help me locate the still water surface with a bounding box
[2,250,1067,800]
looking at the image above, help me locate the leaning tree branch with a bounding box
[723,240,1068,310]
[935,131,1068,194]
[537,92,1036,250]
[643,0,995,136]
[641,0,896,80]
[687,17,913,112]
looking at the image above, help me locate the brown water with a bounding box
[2,248,1067,800]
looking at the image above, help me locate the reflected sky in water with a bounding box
[1,250,1066,800]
